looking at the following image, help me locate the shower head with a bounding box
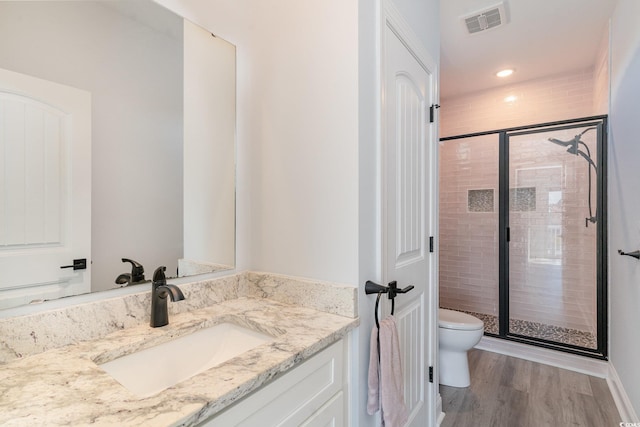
[547,127,598,151]
[548,137,575,148]
[547,137,596,169]
[566,144,579,155]
[546,126,599,228]
[548,136,581,157]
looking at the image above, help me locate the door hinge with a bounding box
[429,236,434,253]
[506,226,511,242]
[429,104,440,123]
[429,366,434,383]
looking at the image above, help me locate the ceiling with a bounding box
[440,0,618,99]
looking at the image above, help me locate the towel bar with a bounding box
[618,249,640,260]
[365,280,414,329]
[366,280,413,365]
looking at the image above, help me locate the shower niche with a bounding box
[439,116,607,359]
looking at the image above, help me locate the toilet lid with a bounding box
[439,309,484,331]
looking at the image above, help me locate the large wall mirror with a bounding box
[0,1,236,310]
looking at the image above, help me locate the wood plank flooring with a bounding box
[440,349,621,427]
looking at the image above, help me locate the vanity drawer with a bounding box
[203,339,346,426]
[300,391,344,427]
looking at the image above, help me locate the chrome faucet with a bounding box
[150,266,185,327]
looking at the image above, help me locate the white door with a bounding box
[382,15,438,427]
[0,67,91,308]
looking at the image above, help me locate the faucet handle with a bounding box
[122,258,145,282]
[152,266,167,285]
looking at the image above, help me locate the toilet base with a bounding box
[439,348,471,388]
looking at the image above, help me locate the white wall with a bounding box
[152,0,255,277]
[393,0,440,62]
[593,26,610,116]
[357,2,380,423]
[240,1,360,284]
[609,0,640,417]
[183,20,235,270]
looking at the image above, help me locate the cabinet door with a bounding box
[203,340,345,427]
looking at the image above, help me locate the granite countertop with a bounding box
[0,297,358,426]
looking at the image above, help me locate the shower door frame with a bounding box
[441,115,608,360]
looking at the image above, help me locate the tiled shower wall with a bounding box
[439,68,605,336]
[440,133,598,334]
[592,24,610,115]
[439,136,500,318]
[440,68,597,138]
[508,131,597,333]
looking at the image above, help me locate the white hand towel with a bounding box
[367,315,408,427]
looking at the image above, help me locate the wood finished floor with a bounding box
[440,349,621,427]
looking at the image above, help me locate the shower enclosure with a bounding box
[439,116,607,358]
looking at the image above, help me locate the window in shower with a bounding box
[527,225,562,265]
[439,116,607,359]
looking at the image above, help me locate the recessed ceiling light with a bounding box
[504,95,517,103]
[496,69,514,78]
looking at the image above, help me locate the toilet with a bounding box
[438,308,484,388]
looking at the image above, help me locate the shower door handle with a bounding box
[506,227,510,242]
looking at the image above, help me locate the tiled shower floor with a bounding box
[442,308,598,349]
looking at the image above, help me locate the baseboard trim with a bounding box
[476,336,609,378]
[436,394,445,426]
[607,363,639,422]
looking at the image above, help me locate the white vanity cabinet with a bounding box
[202,339,347,426]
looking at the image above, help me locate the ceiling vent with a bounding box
[463,3,507,35]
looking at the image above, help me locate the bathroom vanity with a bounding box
[0,272,358,426]
[209,340,347,426]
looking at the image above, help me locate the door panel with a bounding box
[0,67,91,308]
[383,25,435,426]
[396,296,425,422]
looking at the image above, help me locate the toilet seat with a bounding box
[439,308,483,331]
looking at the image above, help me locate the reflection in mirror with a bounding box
[0,1,235,310]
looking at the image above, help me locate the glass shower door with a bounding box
[506,123,601,350]
[439,134,500,335]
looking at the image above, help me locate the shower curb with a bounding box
[475,336,608,377]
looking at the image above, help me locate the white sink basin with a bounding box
[98,323,273,397]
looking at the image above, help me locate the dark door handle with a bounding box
[60,258,87,270]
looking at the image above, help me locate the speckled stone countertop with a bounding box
[0,291,358,426]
